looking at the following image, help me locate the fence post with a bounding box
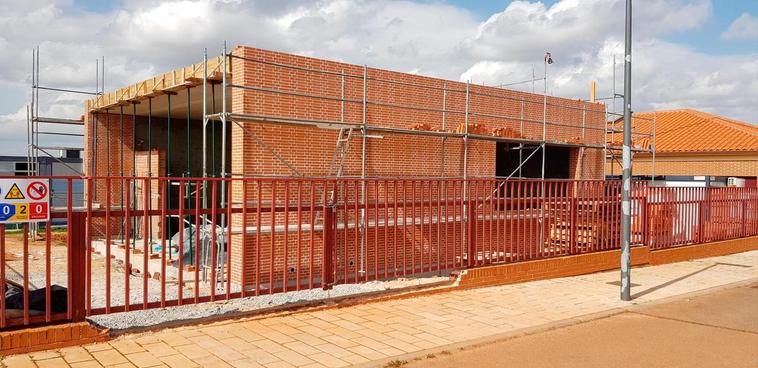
[68,211,87,322]
[641,191,648,247]
[569,192,577,255]
[741,198,747,238]
[699,189,706,244]
[467,201,477,268]
[322,205,335,290]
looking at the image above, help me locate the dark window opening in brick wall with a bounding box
[496,143,572,210]
[496,142,571,179]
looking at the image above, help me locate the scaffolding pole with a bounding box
[220,41,229,288]
[201,49,209,281]
[131,102,137,250]
[359,65,368,275]
[519,98,524,178]
[462,81,470,261]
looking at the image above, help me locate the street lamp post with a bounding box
[620,0,633,301]
[542,52,552,180]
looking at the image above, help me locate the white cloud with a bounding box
[723,12,758,40]
[0,0,755,156]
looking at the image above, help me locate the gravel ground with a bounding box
[3,233,451,331]
[88,276,449,331]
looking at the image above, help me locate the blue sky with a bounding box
[447,0,758,54]
[0,0,755,155]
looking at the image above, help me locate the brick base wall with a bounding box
[456,246,650,289]
[456,237,758,289]
[0,322,109,356]
[649,236,758,265]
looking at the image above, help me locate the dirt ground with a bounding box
[401,282,758,368]
[2,231,179,309]
[3,231,70,288]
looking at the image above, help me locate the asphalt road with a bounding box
[402,282,758,368]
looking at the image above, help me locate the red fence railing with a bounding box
[643,185,758,249]
[0,177,755,329]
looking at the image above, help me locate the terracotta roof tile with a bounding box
[608,109,758,153]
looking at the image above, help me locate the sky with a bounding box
[0,0,756,155]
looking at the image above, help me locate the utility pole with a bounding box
[620,0,633,301]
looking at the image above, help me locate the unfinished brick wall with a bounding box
[83,112,135,239]
[229,46,606,180]
[227,46,607,290]
[83,112,135,202]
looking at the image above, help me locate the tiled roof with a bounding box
[609,109,758,153]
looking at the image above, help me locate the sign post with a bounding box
[0,179,50,223]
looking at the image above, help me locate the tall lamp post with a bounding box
[542,52,552,180]
[620,0,633,301]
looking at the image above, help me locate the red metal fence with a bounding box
[0,177,756,329]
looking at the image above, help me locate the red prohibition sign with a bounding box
[27,181,48,201]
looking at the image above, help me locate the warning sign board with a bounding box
[0,179,50,223]
[4,183,24,200]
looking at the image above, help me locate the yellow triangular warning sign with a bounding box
[4,183,25,200]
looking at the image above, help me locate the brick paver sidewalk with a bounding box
[4,251,757,368]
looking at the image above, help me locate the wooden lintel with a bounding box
[185,72,230,85]
[164,84,192,92]
[144,90,165,98]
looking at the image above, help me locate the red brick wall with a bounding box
[0,322,109,356]
[226,46,606,290]
[608,153,758,178]
[83,112,135,203]
[83,112,135,239]
[649,236,758,264]
[457,246,651,289]
[229,46,606,180]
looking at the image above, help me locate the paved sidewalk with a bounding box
[4,251,757,368]
[404,281,758,368]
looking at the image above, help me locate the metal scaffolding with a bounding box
[601,54,657,180]
[81,43,657,285]
[27,46,101,239]
[28,46,98,178]
[196,44,649,276]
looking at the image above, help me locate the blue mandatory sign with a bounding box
[0,203,16,221]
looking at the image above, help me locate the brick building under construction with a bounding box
[75,45,641,293]
[9,44,754,329]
